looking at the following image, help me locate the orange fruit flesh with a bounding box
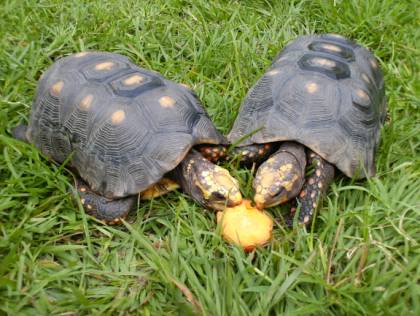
[217,199,273,251]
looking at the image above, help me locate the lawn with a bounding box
[1,0,419,315]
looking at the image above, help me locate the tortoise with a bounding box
[12,51,242,223]
[202,34,386,226]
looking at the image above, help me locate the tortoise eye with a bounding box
[211,192,225,201]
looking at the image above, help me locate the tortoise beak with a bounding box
[254,194,265,210]
[228,191,243,207]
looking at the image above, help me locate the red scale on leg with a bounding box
[286,152,334,227]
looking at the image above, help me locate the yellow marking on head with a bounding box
[322,43,342,52]
[266,69,279,76]
[95,61,114,70]
[75,52,89,58]
[123,74,144,86]
[356,89,369,101]
[214,173,237,190]
[305,82,319,94]
[87,204,93,210]
[159,96,176,108]
[80,94,93,110]
[313,57,336,67]
[80,198,85,204]
[50,81,64,97]
[279,163,293,173]
[282,174,299,193]
[260,173,275,188]
[111,110,125,124]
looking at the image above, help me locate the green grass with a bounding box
[1,0,419,315]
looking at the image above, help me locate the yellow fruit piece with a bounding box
[217,200,273,251]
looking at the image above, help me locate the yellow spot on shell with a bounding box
[111,110,125,124]
[87,204,93,210]
[312,57,336,67]
[357,89,369,101]
[328,33,345,39]
[370,59,378,69]
[305,82,318,94]
[361,73,370,84]
[80,198,85,204]
[123,74,144,86]
[316,170,321,177]
[303,215,310,223]
[80,187,86,192]
[322,43,342,52]
[50,81,64,97]
[75,52,89,58]
[95,61,114,70]
[80,95,93,109]
[318,182,323,189]
[159,96,176,108]
[266,69,279,76]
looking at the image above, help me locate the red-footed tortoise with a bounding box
[201,34,386,226]
[13,52,242,224]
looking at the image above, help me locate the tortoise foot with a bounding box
[75,178,136,224]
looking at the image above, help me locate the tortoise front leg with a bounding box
[286,151,335,227]
[75,178,136,224]
[197,143,276,165]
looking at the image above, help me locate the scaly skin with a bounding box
[197,143,275,165]
[286,151,335,227]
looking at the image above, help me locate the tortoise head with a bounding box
[185,153,242,210]
[253,150,305,209]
